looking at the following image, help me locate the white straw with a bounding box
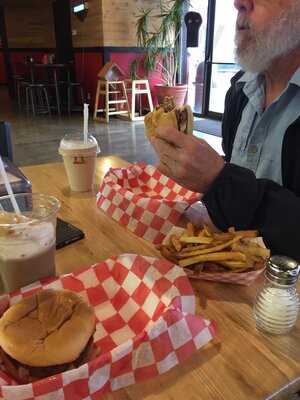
[83,103,89,144]
[0,156,20,214]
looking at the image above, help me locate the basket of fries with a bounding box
[159,223,270,285]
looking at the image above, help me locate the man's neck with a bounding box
[264,48,300,108]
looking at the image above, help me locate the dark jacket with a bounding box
[202,72,300,260]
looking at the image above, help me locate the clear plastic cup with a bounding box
[0,193,60,292]
[59,133,100,192]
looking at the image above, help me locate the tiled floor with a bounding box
[0,86,223,167]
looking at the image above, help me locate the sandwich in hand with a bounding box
[144,96,194,139]
[0,289,96,383]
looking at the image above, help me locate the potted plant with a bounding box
[134,0,190,106]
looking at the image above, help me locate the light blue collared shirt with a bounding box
[230,67,300,185]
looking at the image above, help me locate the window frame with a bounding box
[182,0,237,120]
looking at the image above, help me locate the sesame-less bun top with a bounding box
[0,289,95,367]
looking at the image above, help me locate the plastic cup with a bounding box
[0,193,60,292]
[59,133,99,192]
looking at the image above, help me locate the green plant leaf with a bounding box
[133,0,190,85]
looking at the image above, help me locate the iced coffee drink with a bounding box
[59,134,99,192]
[0,193,60,292]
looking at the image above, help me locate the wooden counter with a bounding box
[21,156,300,400]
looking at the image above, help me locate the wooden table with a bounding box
[21,156,300,400]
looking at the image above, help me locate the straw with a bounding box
[83,103,89,144]
[0,156,20,214]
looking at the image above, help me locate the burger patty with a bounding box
[0,336,94,382]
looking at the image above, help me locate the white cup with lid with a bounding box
[59,133,100,192]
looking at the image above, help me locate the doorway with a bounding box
[186,0,208,116]
[186,0,238,119]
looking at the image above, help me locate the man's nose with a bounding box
[234,0,253,13]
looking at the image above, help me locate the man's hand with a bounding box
[151,127,225,193]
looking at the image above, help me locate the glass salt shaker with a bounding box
[253,255,300,335]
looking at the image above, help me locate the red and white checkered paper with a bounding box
[97,163,200,245]
[0,254,215,400]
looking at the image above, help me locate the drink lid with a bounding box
[59,133,100,157]
[266,255,300,285]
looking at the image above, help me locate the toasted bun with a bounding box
[0,289,95,367]
[144,104,193,139]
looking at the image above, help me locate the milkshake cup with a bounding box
[0,193,60,292]
[59,134,99,192]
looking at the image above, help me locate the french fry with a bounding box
[177,249,211,259]
[170,235,182,252]
[219,261,247,269]
[160,245,177,263]
[180,236,213,244]
[233,230,259,238]
[178,236,246,259]
[179,251,247,267]
[186,222,194,236]
[244,244,270,258]
[197,229,206,238]
[203,225,212,237]
[179,243,215,254]
[213,232,234,242]
[231,241,270,259]
[179,236,243,256]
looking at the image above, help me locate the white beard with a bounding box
[235,2,300,73]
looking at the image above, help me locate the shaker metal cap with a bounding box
[266,255,300,285]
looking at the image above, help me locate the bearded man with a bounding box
[151,0,300,259]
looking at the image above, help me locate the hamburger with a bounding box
[0,289,96,383]
[144,96,194,139]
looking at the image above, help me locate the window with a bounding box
[209,0,238,114]
[186,0,239,118]
[186,0,208,115]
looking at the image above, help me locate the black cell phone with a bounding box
[56,218,85,249]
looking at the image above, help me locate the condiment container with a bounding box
[253,255,300,334]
